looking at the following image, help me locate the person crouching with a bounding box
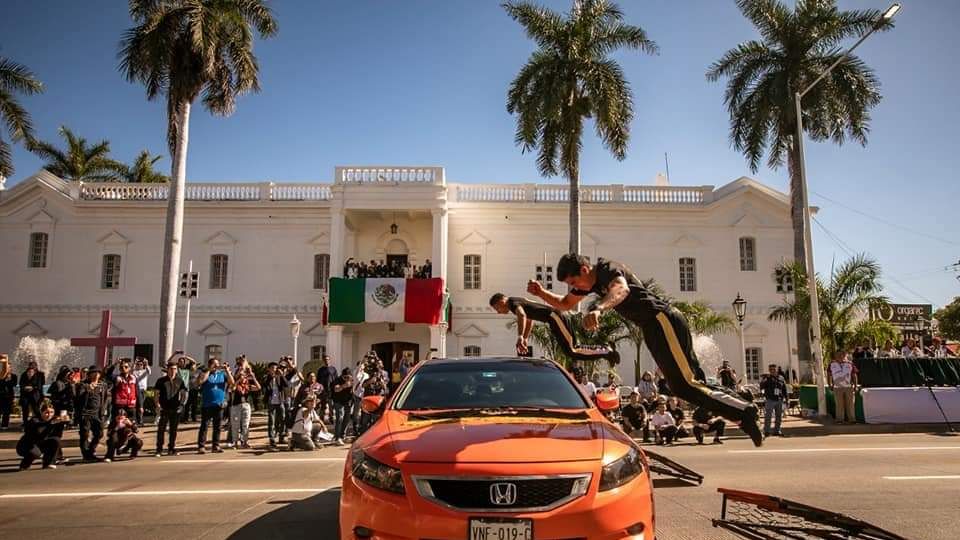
[289,394,327,451]
[17,400,67,470]
[105,408,143,461]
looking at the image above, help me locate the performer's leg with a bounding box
[547,313,620,363]
[643,309,762,446]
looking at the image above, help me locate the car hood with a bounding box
[384,414,604,463]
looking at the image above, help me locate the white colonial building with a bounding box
[0,166,800,384]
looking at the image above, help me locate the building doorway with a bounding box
[371,341,419,388]
[386,254,408,269]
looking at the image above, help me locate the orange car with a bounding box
[340,357,655,540]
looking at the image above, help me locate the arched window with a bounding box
[464,254,481,290]
[205,344,223,362]
[739,237,756,271]
[463,345,481,357]
[210,254,229,289]
[314,254,330,290]
[29,232,49,268]
[101,254,122,289]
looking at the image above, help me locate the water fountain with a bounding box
[693,334,726,384]
[11,336,86,374]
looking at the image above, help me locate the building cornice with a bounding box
[0,304,323,314]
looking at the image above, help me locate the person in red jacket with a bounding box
[107,359,139,425]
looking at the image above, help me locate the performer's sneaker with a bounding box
[608,349,621,365]
[739,406,763,447]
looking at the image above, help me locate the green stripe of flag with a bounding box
[328,278,364,323]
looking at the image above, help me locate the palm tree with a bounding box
[707,0,892,372]
[503,0,657,254]
[28,126,126,181]
[122,150,169,183]
[673,301,736,336]
[119,0,278,362]
[0,57,43,179]
[769,254,890,361]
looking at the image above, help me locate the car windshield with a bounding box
[393,360,588,410]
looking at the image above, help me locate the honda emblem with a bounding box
[489,482,518,506]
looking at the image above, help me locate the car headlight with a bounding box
[599,447,643,491]
[351,447,405,494]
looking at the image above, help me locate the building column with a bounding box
[329,205,345,278]
[326,325,344,369]
[431,208,448,282]
[430,323,447,358]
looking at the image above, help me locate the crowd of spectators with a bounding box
[343,258,432,279]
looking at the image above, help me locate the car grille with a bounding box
[425,477,581,511]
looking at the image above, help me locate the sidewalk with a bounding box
[768,414,952,437]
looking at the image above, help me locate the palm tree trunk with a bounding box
[788,137,812,382]
[158,100,191,363]
[568,164,581,254]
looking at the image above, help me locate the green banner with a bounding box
[328,278,364,323]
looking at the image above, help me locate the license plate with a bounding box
[468,518,533,540]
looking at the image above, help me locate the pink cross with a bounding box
[71,310,137,368]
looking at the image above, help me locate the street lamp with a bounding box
[732,293,747,378]
[289,314,301,367]
[793,3,900,416]
[914,317,928,356]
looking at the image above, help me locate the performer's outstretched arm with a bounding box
[585,276,629,330]
[514,306,529,354]
[527,280,582,311]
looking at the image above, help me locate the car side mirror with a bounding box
[595,390,620,412]
[361,395,385,414]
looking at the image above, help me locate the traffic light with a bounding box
[179,271,199,299]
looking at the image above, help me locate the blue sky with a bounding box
[2,1,958,307]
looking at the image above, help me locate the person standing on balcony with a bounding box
[529,254,763,446]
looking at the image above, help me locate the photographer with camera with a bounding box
[360,360,387,433]
[229,355,261,450]
[132,357,151,425]
[154,360,187,456]
[196,357,234,454]
[177,354,199,423]
[105,407,143,461]
[76,367,109,462]
[760,363,788,437]
[263,362,289,449]
[289,393,329,451]
[331,367,354,446]
[316,354,338,422]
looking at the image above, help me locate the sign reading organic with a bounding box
[870,303,933,328]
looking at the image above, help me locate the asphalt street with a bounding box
[0,423,958,540]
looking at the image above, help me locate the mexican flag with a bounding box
[328,277,446,324]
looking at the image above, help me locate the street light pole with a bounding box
[793,3,900,417]
[289,314,301,367]
[733,293,747,379]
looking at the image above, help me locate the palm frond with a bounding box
[502,1,566,50]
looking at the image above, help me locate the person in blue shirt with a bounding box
[196,358,234,454]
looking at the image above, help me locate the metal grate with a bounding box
[714,489,908,540]
[428,478,575,511]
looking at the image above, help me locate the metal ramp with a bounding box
[713,488,910,540]
[643,449,704,485]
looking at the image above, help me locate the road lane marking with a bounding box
[730,446,960,454]
[882,475,960,481]
[0,488,334,499]
[160,458,346,464]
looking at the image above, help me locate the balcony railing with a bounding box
[453,184,714,205]
[335,166,445,186]
[78,182,332,202]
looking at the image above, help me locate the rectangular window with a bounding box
[745,347,762,382]
[463,345,481,357]
[29,232,48,268]
[679,257,697,292]
[314,254,330,290]
[101,254,121,289]
[210,254,229,289]
[311,345,326,362]
[775,268,794,293]
[739,237,756,271]
[464,254,481,290]
[205,344,223,362]
[535,265,554,290]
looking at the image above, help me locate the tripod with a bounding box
[922,376,954,433]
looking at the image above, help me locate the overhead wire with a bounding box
[812,191,960,247]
